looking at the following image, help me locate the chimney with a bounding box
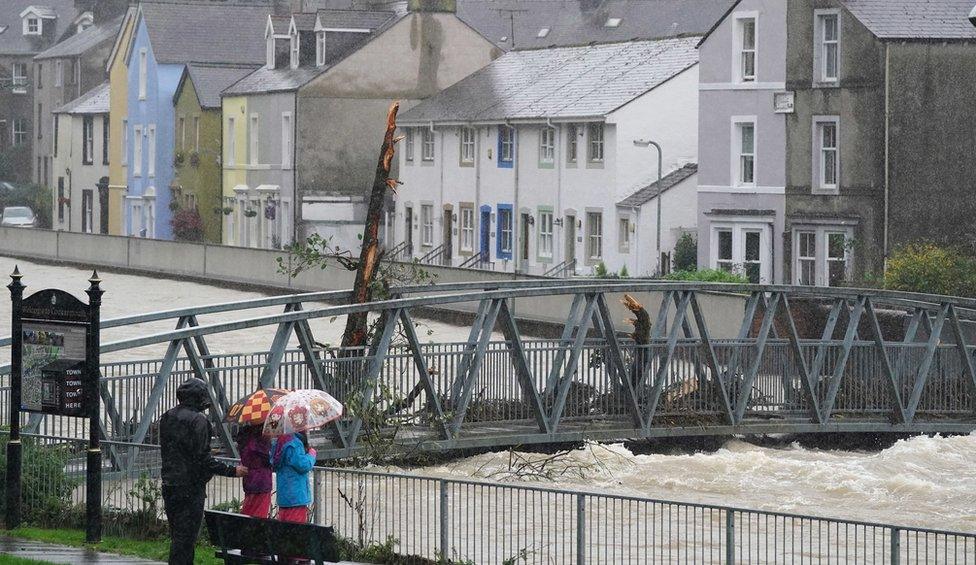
[408,0,456,13]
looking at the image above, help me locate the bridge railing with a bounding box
[4,280,976,456]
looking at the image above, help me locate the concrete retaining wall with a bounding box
[0,227,747,335]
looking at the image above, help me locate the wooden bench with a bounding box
[204,510,340,564]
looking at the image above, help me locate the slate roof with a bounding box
[316,0,734,48]
[839,0,976,40]
[224,10,400,95]
[56,81,109,114]
[34,13,123,60]
[292,13,317,31]
[316,9,397,30]
[138,1,275,65]
[618,163,698,208]
[181,63,260,108]
[0,0,80,56]
[268,15,291,35]
[399,37,700,124]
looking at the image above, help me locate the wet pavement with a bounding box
[0,536,163,564]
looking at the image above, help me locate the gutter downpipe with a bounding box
[508,118,519,274]
[475,122,481,264]
[883,43,890,272]
[550,117,563,269]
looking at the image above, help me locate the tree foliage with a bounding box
[672,233,698,272]
[665,268,749,283]
[884,243,976,297]
[0,183,53,229]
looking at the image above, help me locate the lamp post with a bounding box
[634,139,663,275]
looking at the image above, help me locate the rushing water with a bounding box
[3,256,974,534]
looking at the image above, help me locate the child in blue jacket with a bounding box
[270,432,316,523]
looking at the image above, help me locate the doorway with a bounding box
[519,212,530,266]
[565,214,576,265]
[480,206,491,260]
[442,205,453,265]
[404,206,413,256]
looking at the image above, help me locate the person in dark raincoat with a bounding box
[160,378,247,565]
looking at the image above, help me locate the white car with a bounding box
[1,206,37,228]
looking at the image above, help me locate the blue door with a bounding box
[479,206,491,259]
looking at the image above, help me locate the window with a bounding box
[815,118,838,190]
[586,212,603,260]
[460,205,474,253]
[538,210,553,259]
[827,233,847,286]
[281,112,292,168]
[737,17,757,82]
[405,129,414,162]
[316,32,326,66]
[421,128,435,161]
[178,117,185,150]
[132,125,142,176]
[567,124,578,163]
[82,116,94,165]
[82,190,93,234]
[36,63,41,89]
[540,126,555,164]
[499,125,515,165]
[147,125,156,177]
[102,116,110,165]
[619,217,631,253]
[55,60,62,87]
[12,63,27,94]
[818,12,839,82]
[12,119,27,146]
[25,16,40,35]
[421,204,434,246]
[797,231,816,286]
[138,48,147,100]
[36,103,42,139]
[587,123,604,162]
[290,34,299,69]
[53,115,59,157]
[498,206,513,258]
[735,121,755,186]
[193,116,199,152]
[121,118,128,165]
[717,229,734,272]
[460,127,475,164]
[226,117,236,166]
[249,114,259,166]
[712,224,770,283]
[69,60,77,86]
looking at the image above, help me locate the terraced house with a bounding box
[117,1,272,239]
[220,0,500,250]
[395,38,701,276]
[0,1,81,184]
[697,0,976,285]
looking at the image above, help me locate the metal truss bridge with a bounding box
[3,279,976,461]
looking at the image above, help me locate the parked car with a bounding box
[1,206,37,228]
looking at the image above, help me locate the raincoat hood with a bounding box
[176,378,211,411]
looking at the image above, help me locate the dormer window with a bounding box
[24,16,40,35]
[290,33,299,69]
[316,32,325,66]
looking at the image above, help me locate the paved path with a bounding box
[0,536,163,564]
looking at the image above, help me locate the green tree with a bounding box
[884,243,976,297]
[672,233,697,272]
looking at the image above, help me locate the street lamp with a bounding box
[634,139,663,275]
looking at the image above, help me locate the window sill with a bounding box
[459,161,474,168]
[813,80,839,88]
[538,161,554,170]
[811,187,839,196]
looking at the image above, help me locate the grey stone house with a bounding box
[33,13,122,191]
[698,0,976,285]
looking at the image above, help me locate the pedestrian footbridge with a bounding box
[3,280,975,460]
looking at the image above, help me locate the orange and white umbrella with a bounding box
[262,389,343,436]
[226,388,291,426]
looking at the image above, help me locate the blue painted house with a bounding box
[121,2,271,239]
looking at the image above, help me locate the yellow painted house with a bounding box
[105,8,137,235]
[220,95,249,242]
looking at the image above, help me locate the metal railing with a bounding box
[7,431,974,563]
[458,251,493,270]
[544,258,577,278]
[385,241,412,262]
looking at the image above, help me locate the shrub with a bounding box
[619,265,629,278]
[170,207,204,242]
[884,243,976,297]
[0,183,53,229]
[665,269,749,284]
[0,435,81,527]
[672,233,698,272]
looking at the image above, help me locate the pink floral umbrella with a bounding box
[262,389,343,437]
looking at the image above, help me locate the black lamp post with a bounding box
[6,266,24,530]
